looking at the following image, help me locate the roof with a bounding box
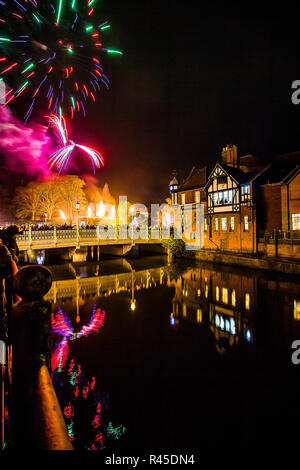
[179,166,211,191]
[169,177,179,186]
[253,163,300,185]
[204,162,257,190]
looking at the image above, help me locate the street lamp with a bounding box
[76,201,80,241]
[76,201,80,222]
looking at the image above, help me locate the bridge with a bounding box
[16,227,164,259]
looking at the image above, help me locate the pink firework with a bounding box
[47,114,104,174]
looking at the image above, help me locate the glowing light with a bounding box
[110,205,116,219]
[97,201,104,218]
[59,209,66,220]
[47,114,104,174]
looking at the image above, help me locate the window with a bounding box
[197,289,201,297]
[197,309,202,323]
[204,218,208,232]
[214,217,219,232]
[216,286,220,301]
[205,284,208,298]
[195,191,200,203]
[244,216,249,231]
[292,214,300,231]
[222,288,228,304]
[294,300,300,320]
[245,293,250,310]
[231,289,236,307]
[230,216,235,232]
[211,190,233,205]
[242,185,250,195]
[221,217,227,232]
[183,303,187,317]
[217,176,227,185]
[181,193,185,205]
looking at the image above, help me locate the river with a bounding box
[46,255,300,450]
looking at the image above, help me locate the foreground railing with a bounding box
[7,266,73,450]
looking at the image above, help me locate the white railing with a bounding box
[16,226,163,249]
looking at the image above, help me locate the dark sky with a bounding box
[7,1,300,204]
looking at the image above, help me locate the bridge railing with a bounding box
[56,229,77,239]
[16,226,165,245]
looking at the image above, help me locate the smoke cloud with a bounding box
[0,105,51,177]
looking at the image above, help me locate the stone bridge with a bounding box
[16,227,164,261]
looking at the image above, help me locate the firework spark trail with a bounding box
[0,0,122,122]
[47,113,104,174]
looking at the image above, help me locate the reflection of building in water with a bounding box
[169,266,257,353]
[169,265,300,352]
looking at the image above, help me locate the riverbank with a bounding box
[193,249,300,275]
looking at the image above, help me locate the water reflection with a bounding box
[51,304,126,450]
[48,256,300,449]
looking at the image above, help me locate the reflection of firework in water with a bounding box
[51,304,126,450]
[0,0,122,122]
[47,114,104,174]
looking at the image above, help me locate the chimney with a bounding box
[221,144,238,168]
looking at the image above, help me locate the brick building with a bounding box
[169,144,300,255]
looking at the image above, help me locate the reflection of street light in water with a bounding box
[76,275,80,323]
[130,269,136,311]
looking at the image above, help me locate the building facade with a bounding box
[169,144,300,256]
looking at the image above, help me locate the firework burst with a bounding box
[47,113,104,174]
[0,0,122,122]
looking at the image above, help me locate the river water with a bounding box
[47,255,300,451]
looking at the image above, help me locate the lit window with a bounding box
[222,288,228,304]
[204,218,208,232]
[244,216,249,231]
[245,293,250,310]
[183,303,187,317]
[212,190,233,205]
[197,309,202,323]
[231,289,236,307]
[197,289,201,297]
[221,217,227,232]
[205,284,208,298]
[216,286,219,301]
[242,185,250,195]
[292,214,300,231]
[195,191,200,203]
[230,216,235,232]
[214,218,219,231]
[181,193,185,205]
[294,300,300,320]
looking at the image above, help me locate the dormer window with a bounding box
[217,176,227,186]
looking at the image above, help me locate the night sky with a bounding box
[6,1,300,205]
